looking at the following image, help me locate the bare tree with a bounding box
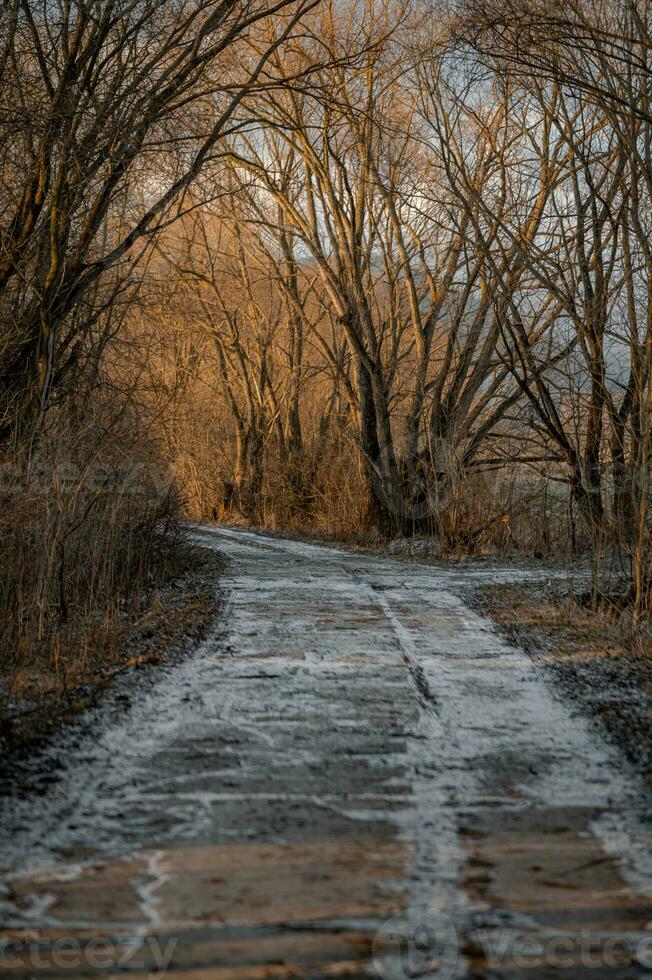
[455,0,652,608]
[455,0,652,125]
[0,0,319,440]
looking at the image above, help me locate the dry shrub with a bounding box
[265,439,370,536]
[421,459,591,558]
[0,394,183,702]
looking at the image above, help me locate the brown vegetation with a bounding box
[0,0,322,710]
[148,0,650,616]
[0,0,650,708]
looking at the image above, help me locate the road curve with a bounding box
[1,526,651,979]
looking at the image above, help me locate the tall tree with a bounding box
[0,0,319,440]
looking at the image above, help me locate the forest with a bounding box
[1,0,650,681]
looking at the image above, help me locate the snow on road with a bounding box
[0,526,651,978]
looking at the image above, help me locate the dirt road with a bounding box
[1,527,651,978]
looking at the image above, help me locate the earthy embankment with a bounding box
[0,544,223,765]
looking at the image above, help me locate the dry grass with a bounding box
[480,582,652,663]
[0,401,187,722]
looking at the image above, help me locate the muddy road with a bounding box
[1,527,651,978]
